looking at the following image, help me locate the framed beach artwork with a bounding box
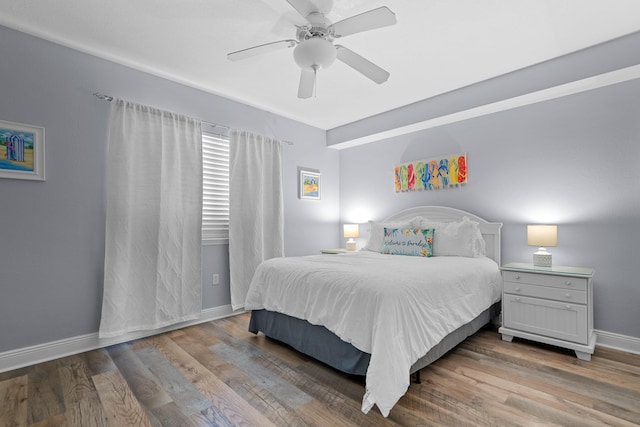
[394,152,467,193]
[299,169,321,200]
[0,119,45,181]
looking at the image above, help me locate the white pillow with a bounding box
[418,216,486,257]
[362,216,423,253]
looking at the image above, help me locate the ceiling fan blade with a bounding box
[298,69,315,98]
[330,6,396,38]
[227,39,296,61]
[336,45,389,84]
[286,0,320,19]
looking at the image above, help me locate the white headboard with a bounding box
[383,206,502,264]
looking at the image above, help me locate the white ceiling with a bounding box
[2,0,640,130]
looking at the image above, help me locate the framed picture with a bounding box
[299,170,321,200]
[394,152,466,192]
[0,119,45,181]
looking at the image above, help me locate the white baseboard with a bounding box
[595,329,640,355]
[2,312,638,374]
[0,305,242,373]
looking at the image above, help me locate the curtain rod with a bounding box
[93,92,293,145]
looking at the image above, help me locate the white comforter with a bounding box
[244,251,502,417]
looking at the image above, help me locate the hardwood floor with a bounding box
[1,313,639,426]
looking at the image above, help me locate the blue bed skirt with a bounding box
[248,304,499,377]
[249,309,370,375]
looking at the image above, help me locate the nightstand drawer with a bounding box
[503,271,587,291]
[503,294,588,344]
[504,282,587,304]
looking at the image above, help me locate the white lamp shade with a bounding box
[293,38,337,71]
[343,224,360,238]
[527,225,558,247]
[528,224,557,267]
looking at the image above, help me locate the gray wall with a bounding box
[337,48,640,338]
[0,25,340,353]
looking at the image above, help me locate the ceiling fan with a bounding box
[227,0,396,98]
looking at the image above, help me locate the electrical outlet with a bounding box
[212,274,219,285]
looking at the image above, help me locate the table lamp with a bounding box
[343,224,359,251]
[527,225,557,267]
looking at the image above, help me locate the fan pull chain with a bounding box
[313,64,318,98]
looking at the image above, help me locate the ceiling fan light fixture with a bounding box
[228,2,396,98]
[314,0,333,15]
[293,38,336,71]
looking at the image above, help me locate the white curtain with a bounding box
[99,98,203,338]
[229,129,284,310]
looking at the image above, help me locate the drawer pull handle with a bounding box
[565,293,571,299]
[516,287,521,292]
[565,304,571,309]
[515,275,521,280]
[515,297,521,302]
[565,281,572,286]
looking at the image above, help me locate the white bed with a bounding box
[244,206,503,417]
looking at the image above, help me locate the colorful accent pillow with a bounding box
[362,216,423,253]
[382,228,434,257]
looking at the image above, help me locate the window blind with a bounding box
[202,133,230,243]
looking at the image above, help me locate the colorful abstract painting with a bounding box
[394,152,467,192]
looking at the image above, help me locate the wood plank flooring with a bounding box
[1,313,639,426]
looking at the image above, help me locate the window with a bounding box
[202,133,229,244]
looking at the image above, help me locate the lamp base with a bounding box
[346,239,356,252]
[533,248,552,267]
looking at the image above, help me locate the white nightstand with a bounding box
[498,262,596,361]
[320,248,348,254]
